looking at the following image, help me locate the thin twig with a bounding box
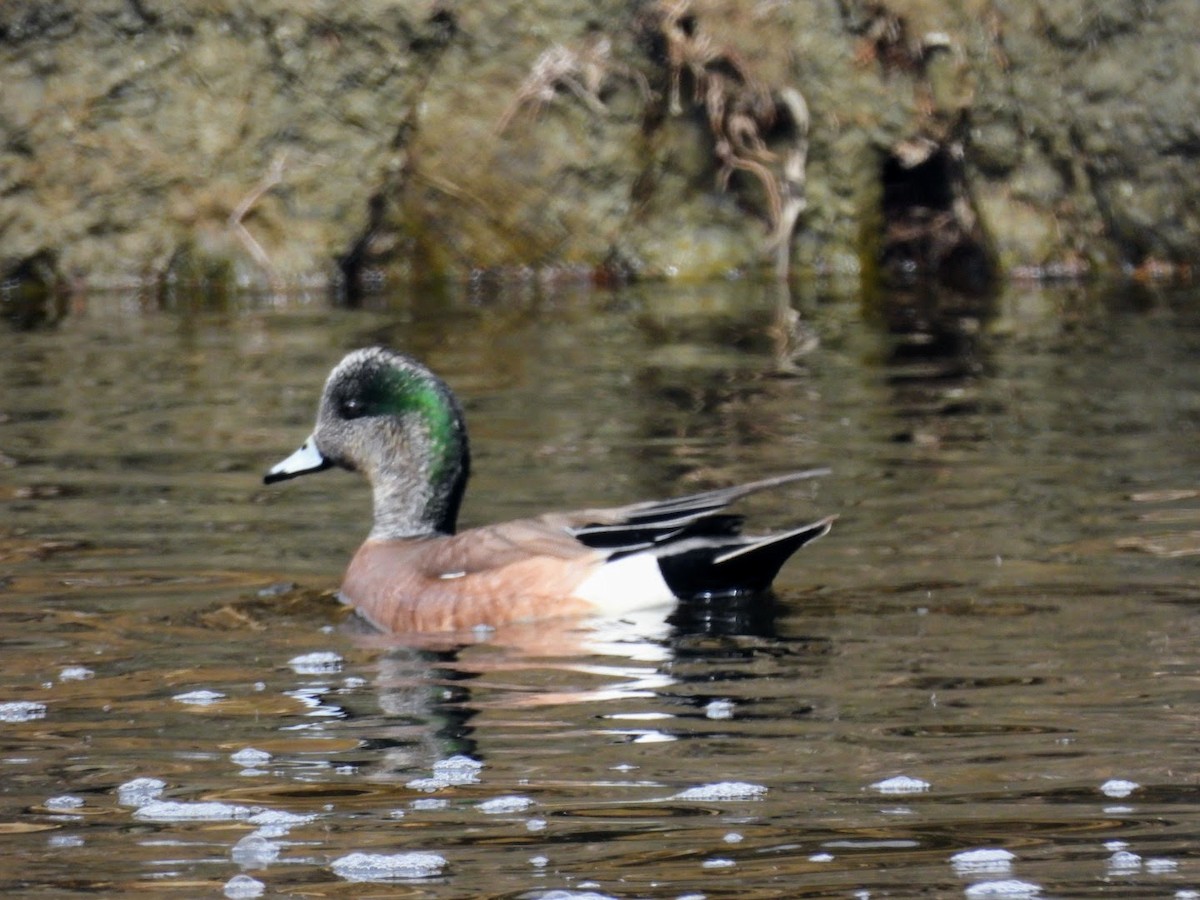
[229,151,287,286]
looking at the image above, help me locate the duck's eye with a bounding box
[340,396,368,419]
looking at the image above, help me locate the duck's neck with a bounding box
[368,463,467,540]
[368,421,470,541]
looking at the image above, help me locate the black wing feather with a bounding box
[570,468,828,555]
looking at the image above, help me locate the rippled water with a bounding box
[2,279,1199,897]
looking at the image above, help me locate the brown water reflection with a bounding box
[1,279,1200,897]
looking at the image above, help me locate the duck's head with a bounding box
[265,348,470,539]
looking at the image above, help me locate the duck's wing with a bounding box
[550,468,830,554]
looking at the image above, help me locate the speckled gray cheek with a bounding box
[312,398,366,471]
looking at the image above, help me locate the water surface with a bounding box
[2,279,1199,898]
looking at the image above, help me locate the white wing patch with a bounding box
[572,552,676,615]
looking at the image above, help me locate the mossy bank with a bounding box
[2,0,1196,290]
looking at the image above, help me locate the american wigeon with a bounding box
[265,348,833,633]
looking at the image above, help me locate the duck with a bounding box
[264,347,833,634]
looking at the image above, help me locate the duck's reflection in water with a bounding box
[341,595,790,780]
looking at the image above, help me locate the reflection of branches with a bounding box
[767,279,819,374]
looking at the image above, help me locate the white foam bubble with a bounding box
[702,857,735,868]
[673,781,767,801]
[1107,850,1142,875]
[1147,858,1179,873]
[44,795,84,811]
[245,808,315,836]
[288,651,343,675]
[432,755,483,785]
[476,795,534,814]
[173,690,225,706]
[133,800,252,822]
[59,666,94,681]
[870,775,930,794]
[231,748,272,768]
[248,809,313,827]
[405,777,447,793]
[117,777,166,806]
[1100,779,1139,799]
[951,848,1016,875]
[330,851,446,882]
[410,798,448,811]
[223,874,265,899]
[233,832,280,868]
[631,731,675,744]
[0,701,46,723]
[705,699,735,720]
[964,879,1042,898]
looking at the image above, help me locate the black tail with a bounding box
[656,517,834,600]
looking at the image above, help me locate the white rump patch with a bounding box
[572,552,675,615]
